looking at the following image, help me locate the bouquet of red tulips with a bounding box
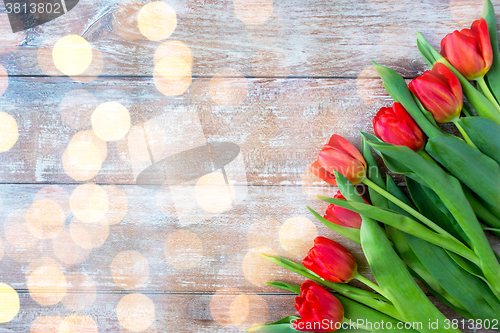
[249,0,500,332]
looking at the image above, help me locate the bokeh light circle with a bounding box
[242,246,279,286]
[153,57,192,96]
[164,230,203,270]
[117,293,155,332]
[111,250,149,289]
[27,265,67,306]
[63,131,107,181]
[61,272,97,311]
[91,102,131,142]
[195,171,234,213]
[138,2,177,41]
[0,283,20,323]
[31,316,63,333]
[0,112,18,153]
[209,69,248,107]
[26,199,65,239]
[70,183,109,223]
[52,35,93,76]
[233,0,273,25]
[59,315,98,333]
[53,230,91,266]
[279,216,317,257]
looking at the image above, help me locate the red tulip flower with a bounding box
[409,63,463,123]
[311,135,367,185]
[324,191,367,229]
[373,102,426,150]
[303,237,357,283]
[293,280,344,332]
[440,18,493,81]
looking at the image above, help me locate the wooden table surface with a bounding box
[0,0,499,332]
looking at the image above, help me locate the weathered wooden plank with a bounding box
[0,293,493,333]
[0,76,391,185]
[0,0,499,78]
[0,183,372,292]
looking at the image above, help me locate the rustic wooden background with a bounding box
[0,0,499,332]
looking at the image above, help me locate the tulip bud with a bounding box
[311,135,367,185]
[409,63,463,123]
[324,191,367,229]
[440,18,493,81]
[293,280,344,332]
[373,102,427,150]
[303,236,357,283]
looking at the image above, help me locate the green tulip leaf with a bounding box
[307,206,361,244]
[483,0,500,103]
[458,117,500,165]
[406,177,470,245]
[366,139,500,299]
[334,172,462,333]
[361,134,389,209]
[247,316,300,333]
[426,135,500,209]
[266,281,301,295]
[461,184,500,230]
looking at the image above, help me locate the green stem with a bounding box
[354,273,390,299]
[477,76,500,114]
[262,255,405,322]
[362,178,458,240]
[453,119,478,149]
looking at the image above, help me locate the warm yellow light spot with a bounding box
[27,265,67,306]
[62,131,107,182]
[233,0,273,25]
[242,246,279,286]
[31,316,63,333]
[53,230,90,266]
[153,57,192,96]
[34,186,71,219]
[0,112,18,153]
[26,200,65,239]
[70,183,109,223]
[0,283,19,323]
[100,185,128,225]
[230,293,268,329]
[4,210,38,249]
[26,257,62,276]
[230,294,249,326]
[52,35,93,76]
[138,2,177,41]
[247,217,281,249]
[63,140,103,182]
[251,47,290,77]
[164,230,203,270]
[71,48,103,83]
[0,65,8,98]
[195,171,234,213]
[279,216,317,257]
[59,315,98,333]
[154,40,192,67]
[69,218,109,249]
[91,101,131,142]
[209,69,248,107]
[112,1,143,41]
[156,57,190,80]
[61,273,96,311]
[117,293,155,331]
[210,288,242,326]
[111,250,149,289]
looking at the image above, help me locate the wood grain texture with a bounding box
[1,0,500,331]
[0,0,499,78]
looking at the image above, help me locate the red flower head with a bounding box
[440,18,493,80]
[303,237,357,283]
[310,135,367,185]
[409,63,463,123]
[293,281,344,332]
[373,102,427,150]
[323,191,368,229]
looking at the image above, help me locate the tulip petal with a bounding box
[328,135,366,167]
